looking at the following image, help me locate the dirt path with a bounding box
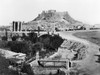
[59,31,100,75]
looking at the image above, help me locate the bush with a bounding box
[21,63,34,75]
[0,40,8,49]
[39,34,52,50]
[7,41,44,57]
[50,35,64,49]
[21,33,29,41]
[39,34,64,51]
[11,35,19,41]
[27,32,38,43]
[7,41,33,55]
[21,32,38,43]
[54,69,66,75]
[32,42,43,51]
[1,36,8,41]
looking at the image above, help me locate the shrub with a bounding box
[1,30,8,41]
[55,69,66,75]
[1,36,7,41]
[11,35,19,41]
[31,42,43,56]
[39,34,64,51]
[0,40,8,49]
[39,34,52,50]
[27,32,38,43]
[21,32,38,43]
[7,41,44,57]
[50,35,64,49]
[21,33,26,39]
[21,33,30,41]
[7,41,33,55]
[21,63,34,75]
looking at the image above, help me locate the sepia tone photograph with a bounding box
[0,0,100,75]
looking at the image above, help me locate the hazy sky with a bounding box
[0,0,100,26]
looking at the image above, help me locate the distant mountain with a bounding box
[33,10,79,23]
[22,10,85,31]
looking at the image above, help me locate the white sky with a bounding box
[0,0,100,26]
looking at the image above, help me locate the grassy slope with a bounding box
[73,31,100,46]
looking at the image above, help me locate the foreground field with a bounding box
[73,31,100,46]
[0,31,100,75]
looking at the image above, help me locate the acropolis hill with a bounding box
[21,10,87,31]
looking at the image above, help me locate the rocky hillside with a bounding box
[33,10,78,23]
[22,10,85,31]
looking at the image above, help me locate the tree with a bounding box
[38,34,64,51]
[31,42,43,55]
[21,63,34,75]
[1,36,7,41]
[11,33,19,41]
[27,32,38,43]
[7,41,33,56]
[38,34,52,50]
[50,35,64,50]
[21,33,27,40]
[2,29,8,41]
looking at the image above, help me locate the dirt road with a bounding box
[59,31,100,75]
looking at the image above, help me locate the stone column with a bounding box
[17,22,19,31]
[19,22,22,31]
[14,22,15,32]
[20,22,22,31]
[15,22,17,32]
[12,22,14,31]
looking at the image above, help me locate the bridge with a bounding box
[10,31,59,37]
